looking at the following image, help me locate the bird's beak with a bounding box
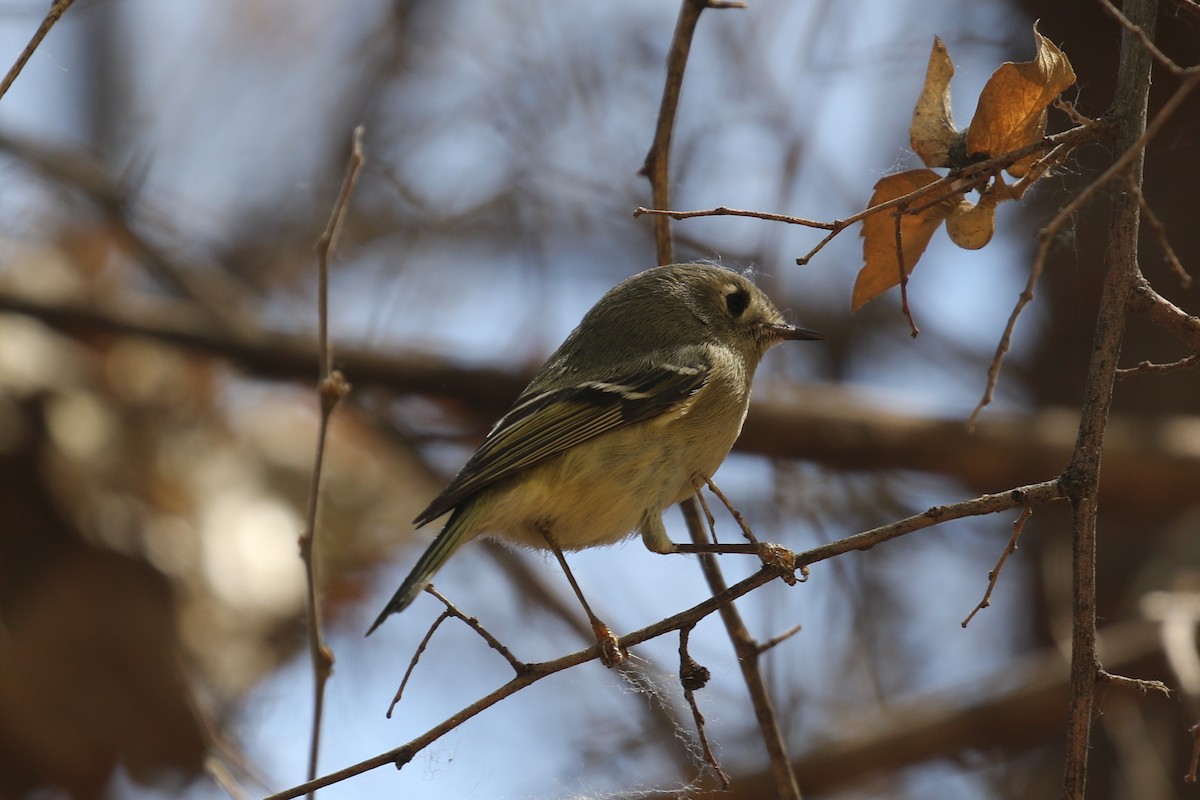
[769,322,824,342]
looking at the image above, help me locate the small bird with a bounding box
[367,263,822,649]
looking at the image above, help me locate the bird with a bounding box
[366,262,822,659]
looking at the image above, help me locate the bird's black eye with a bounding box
[725,288,749,317]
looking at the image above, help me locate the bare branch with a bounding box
[298,126,364,793]
[678,626,729,789]
[962,505,1032,628]
[0,0,75,102]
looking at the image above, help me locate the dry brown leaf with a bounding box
[911,36,960,168]
[965,23,1076,176]
[852,169,957,311]
[946,197,996,249]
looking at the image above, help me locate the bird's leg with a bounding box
[537,523,625,668]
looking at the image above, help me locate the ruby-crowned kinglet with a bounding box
[367,262,822,634]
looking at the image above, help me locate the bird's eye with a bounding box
[725,288,749,317]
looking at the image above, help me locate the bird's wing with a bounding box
[414,359,710,526]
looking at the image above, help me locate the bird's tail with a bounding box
[365,504,477,636]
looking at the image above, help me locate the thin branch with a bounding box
[702,476,759,544]
[678,626,729,789]
[298,126,364,794]
[1128,272,1200,350]
[893,209,920,337]
[962,506,1032,628]
[0,0,74,102]
[1131,176,1192,288]
[1116,354,1200,380]
[387,609,451,718]
[798,480,1065,568]
[756,623,803,656]
[426,587,527,673]
[1097,669,1172,697]
[1095,0,1186,76]
[314,127,365,377]
[634,204,837,230]
[1188,722,1200,783]
[639,0,733,265]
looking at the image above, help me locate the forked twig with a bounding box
[387,610,452,717]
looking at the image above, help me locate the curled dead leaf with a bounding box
[911,36,961,168]
[965,23,1076,176]
[852,169,958,311]
[946,198,996,250]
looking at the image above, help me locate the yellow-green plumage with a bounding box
[367,262,821,635]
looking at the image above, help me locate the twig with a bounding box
[798,480,1065,568]
[640,0,730,266]
[692,479,720,543]
[702,476,759,544]
[1128,272,1200,351]
[1116,354,1200,380]
[0,0,74,102]
[1097,669,1171,696]
[962,506,1032,628]
[1130,176,1192,288]
[894,209,920,337]
[1095,0,1186,76]
[755,623,803,656]
[387,609,451,718]
[425,586,527,673]
[314,127,365,377]
[298,126,364,795]
[678,626,729,789]
[1187,722,1200,782]
[634,204,837,230]
[384,584,584,716]
[1061,1,1156,794]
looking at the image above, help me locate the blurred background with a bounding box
[0,1,1198,798]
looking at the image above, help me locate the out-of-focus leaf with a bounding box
[910,36,961,168]
[965,23,1076,176]
[853,169,957,311]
